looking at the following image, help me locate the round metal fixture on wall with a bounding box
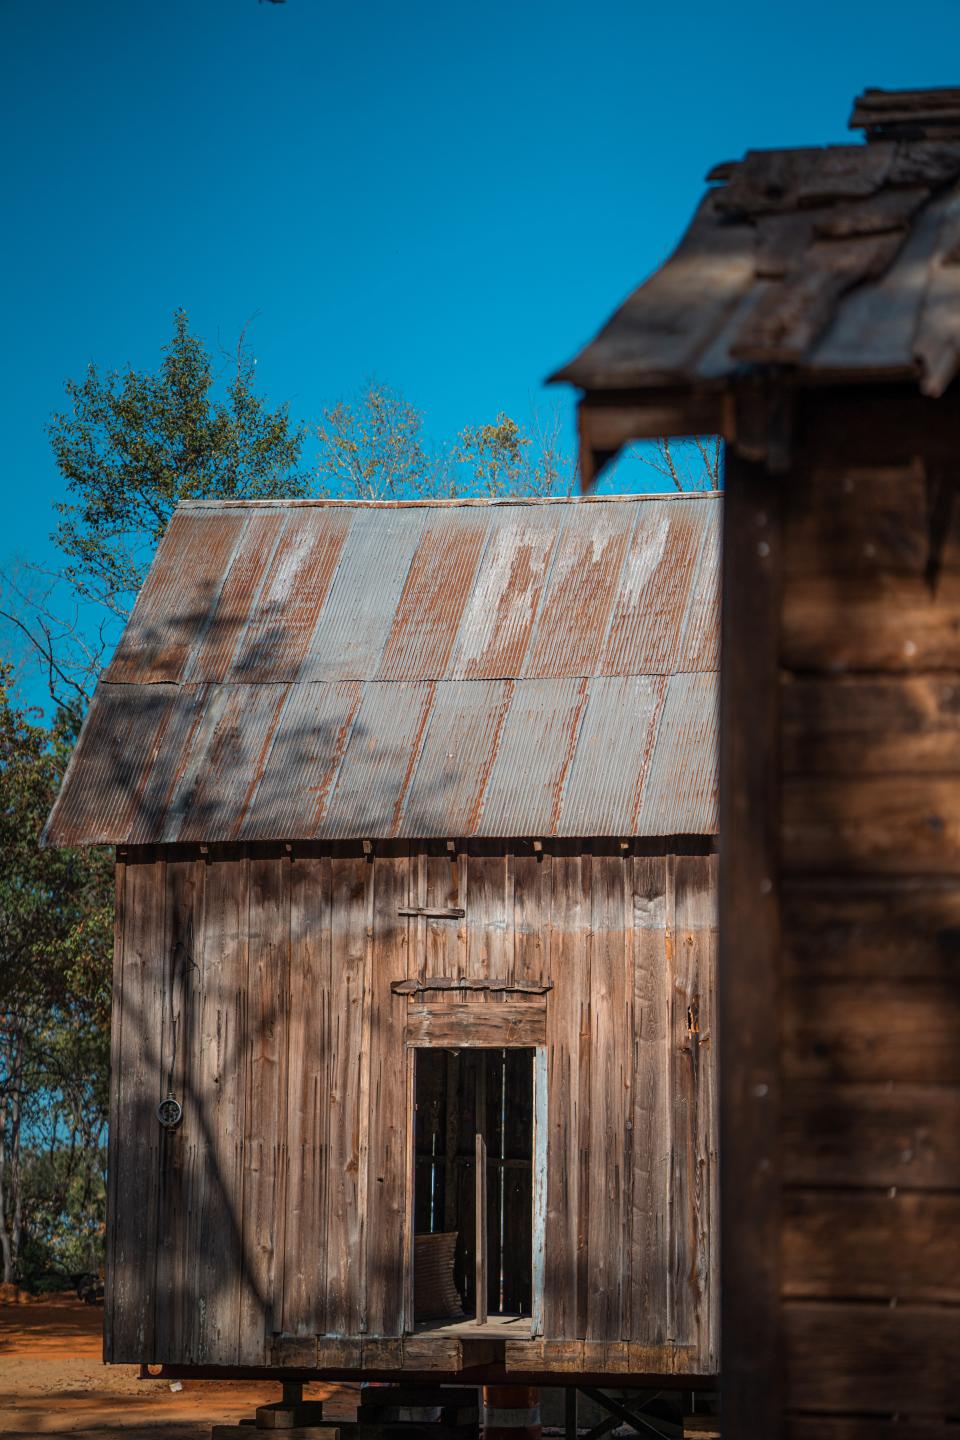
[157,1093,183,1130]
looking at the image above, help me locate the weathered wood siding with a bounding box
[722,451,960,1437]
[106,839,717,1376]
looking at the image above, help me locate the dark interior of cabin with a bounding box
[413,1047,533,1328]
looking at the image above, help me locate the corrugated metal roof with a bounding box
[45,494,720,845]
[552,90,960,399]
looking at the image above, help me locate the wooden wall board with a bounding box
[782,1080,960,1189]
[782,1189,960,1303]
[628,854,670,1348]
[109,837,717,1377]
[281,853,330,1337]
[783,1302,960,1416]
[111,853,165,1361]
[154,855,201,1360]
[239,851,288,1362]
[406,1003,547,1048]
[724,439,960,1434]
[365,845,411,1337]
[718,452,784,1440]
[781,876,960,982]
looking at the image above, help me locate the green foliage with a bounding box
[0,670,112,1283]
[50,309,308,611]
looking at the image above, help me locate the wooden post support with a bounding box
[719,448,784,1440]
[476,1130,488,1325]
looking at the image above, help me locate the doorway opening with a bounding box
[412,1047,536,1334]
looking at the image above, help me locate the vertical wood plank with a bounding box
[282,852,331,1336]
[467,841,509,998]
[670,853,717,1364]
[514,844,551,991]
[365,844,410,1335]
[544,842,586,1339]
[326,847,370,1336]
[190,852,248,1366]
[103,854,127,1363]
[586,847,627,1341]
[238,851,289,1362]
[424,843,465,1004]
[628,853,669,1346]
[720,450,784,1440]
[154,854,199,1360]
[110,851,164,1362]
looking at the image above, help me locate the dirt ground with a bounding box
[0,1297,357,1439]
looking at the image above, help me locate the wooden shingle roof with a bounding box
[553,88,960,401]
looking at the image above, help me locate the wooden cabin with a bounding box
[45,493,720,1387]
[554,86,960,1439]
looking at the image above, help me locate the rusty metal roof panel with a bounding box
[172,683,293,841]
[318,680,436,838]
[376,509,490,682]
[556,674,667,836]
[189,508,288,681]
[635,671,719,835]
[228,509,350,682]
[235,680,363,839]
[46,494,721,845]
[106,509,247,684]
[42,683,181,847]
[602,499,709,677]
[299,508,425,680]
[398,678,513,836]
[523,503,632,679]
[678,502,721,673]
[474,677,589,836]
[447,509,560,679]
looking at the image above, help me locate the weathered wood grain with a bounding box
[781,463,950,576]
[783,1302,960,1415]
[365,846,410,1336]
[544,843,586,1340]
[783,774,960,874]
[628,854,669,1347]
[782,570,960,672]
[782,673,960,775]
[325,848,369,1336]
[238,851,288,1362]
[281,854,331,1337]
[424,844,465,1006]
[111,854,165,1363]
[586,849,627,1342]
[154,855,200,1361]
[783,979,960,1085]
[406,1002,547,1048]
[719,453,783,1440]
[783,1189,960,1302]
[782,1080,960,1189]
[671,855,717,1368]
[191,853,247,1365]
[110,838,718,1376]
[782,876,960,981]
[103,854,128,1363]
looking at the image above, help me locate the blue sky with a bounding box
[3,0,959,707]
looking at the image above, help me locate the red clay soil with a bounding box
[0,1297,357,1439]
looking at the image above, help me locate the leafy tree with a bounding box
[314,380,574,501]
[3,311,307,705]
[0,671,111,1283]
